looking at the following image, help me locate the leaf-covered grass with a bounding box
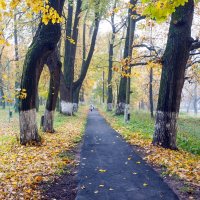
[103,110,200,155]
[100,109,200,186]
[0,106,88,199]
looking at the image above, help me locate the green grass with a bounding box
[0,106,78,144]
[105,110,200,155]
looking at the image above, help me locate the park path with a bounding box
[76,110,179,200]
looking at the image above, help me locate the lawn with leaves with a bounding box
[100,110,200,187]
[0,106,88,199]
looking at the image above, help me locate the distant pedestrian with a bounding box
[90,104,94,111]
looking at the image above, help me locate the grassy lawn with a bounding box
[104,110,200,155]
[101,109,200,188]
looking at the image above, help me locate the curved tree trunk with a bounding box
[19,0,65,145]
[153,0,194,149]
[43,50,61,133]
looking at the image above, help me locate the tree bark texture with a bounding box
[43,50,61,133]
[73,12,100,105]
[19,0,65,145]
[153,0,194,149]
[124,0,137,123]
[116,5,131,115]
[149,67,154,118]
[61,0,82,115]
[14,12,20,112]
[107,1,117,111]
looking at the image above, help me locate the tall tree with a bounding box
[61,0,82,115]
[124,0,137,122]
[115,0,139,115]
[19,0,65,145]
[73,11,101,108]
[107,0,117,111]
[153,0,194,149]
[14,11,20,112]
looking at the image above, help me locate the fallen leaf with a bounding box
[99,169,107,173]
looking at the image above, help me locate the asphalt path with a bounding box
[76,110,179,200]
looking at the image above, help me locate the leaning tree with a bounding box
[19,0,65,145]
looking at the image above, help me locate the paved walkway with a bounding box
[76,110,179,200]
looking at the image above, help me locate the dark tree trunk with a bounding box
[43,50,61,133]
[79,87,85,103]
[14,12,20,112]
[71,10,88,112]
[149,67,154,118]
[115,9,130,115]
[19,0,65,145]
[36,94,39,112]
[153,0,194,149]
[73,85,81,112]
[107,2,116,111]
[0,50,5,109]
[193,82,198,115]
[124,0,137,123]
[56,97,60,112]
[62,0,82,115]
[73,12,100,102]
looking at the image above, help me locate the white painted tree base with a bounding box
[19,109,40,144]
[61,101,73,116]
[153,111,178,149]
[43,109,55,133]
[124,104,130,123]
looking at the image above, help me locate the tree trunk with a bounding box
[115,21,129,115]
[43,50,61,133]
[153,0,194,149]
[72,85,81,112]
[73,12,100,103]
[14,12,20,112]
[149,67,154,118]
[0,52,5,109]
[62,0,82,116]
[19,0,65,145]
[107,1,116,111]
[124,0,137,123]
[193,82,198,115]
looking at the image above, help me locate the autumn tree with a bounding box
[152,0,200,149]
[19,0,64,145]
[61,0,82,115]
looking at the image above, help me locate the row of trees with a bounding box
[0,0,200,151]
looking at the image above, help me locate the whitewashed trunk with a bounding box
[115,102,125,115]
[153,111,178,149]
[19,109,40,145]
[73,103,79,112]
[61,101,73,116]
[124,104,130,123]
[107,103,113,111]
[43,109,55,133]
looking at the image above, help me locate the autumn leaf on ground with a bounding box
[99,169,107,173]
